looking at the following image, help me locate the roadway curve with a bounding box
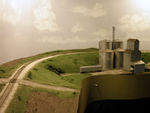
[0,52,83,113]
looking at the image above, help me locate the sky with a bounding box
[1,0,150,64]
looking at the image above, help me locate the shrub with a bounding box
[28,71,32,79]
[0,69,5,73]
[33,68,38,71]
[73,59,78,64]
[72,92,77,95]
[47,65,65,75]
[48,59,53,61]
[17,96,21,101]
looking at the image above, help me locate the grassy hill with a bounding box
[0,48,98,78]
[25,52,99,89]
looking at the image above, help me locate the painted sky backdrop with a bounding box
[0,0,150,64]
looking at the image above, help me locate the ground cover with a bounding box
[142,53,150,63]
[25,52,98,89]
[0,48,98,78]
[6,85,78,113]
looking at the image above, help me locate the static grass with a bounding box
[25,52,98,89]
[142,53,150,63]
[27,69,91,89]
[0,65,18,78]
[0,48,98,78]
[27,69,80,89]
[45,52,99,73]
[6,85,77,113]
[61,74,91,89]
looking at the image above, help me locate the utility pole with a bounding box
[112,26,115,50]
[113,26,115,42]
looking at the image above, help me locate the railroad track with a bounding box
[0,63,29,109]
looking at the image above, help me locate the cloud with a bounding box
[33,0,59,31]
[71,24,84,33]
[119,13,150,32]
[38,36,62,43]
[93,29,110,39]
[72,3,106,18]
[93,29,108,37]
[0,0,23,25]
[3,11,22,25]
[37,35,88,44]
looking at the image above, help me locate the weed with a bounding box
[47,65,65,75]
[17,96,21,101]
[0,69,5,73]
[49,59,53,61]
[72,92,77,95]
[28,72,32,79]
[33,68,38,71]
[73,59,78,64]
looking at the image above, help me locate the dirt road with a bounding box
[19,80,79,92]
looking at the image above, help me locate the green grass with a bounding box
[44,52,99,73]
[0,48,98,78]
[142,53,150,63]
[61,74,91,88]
[0,65,18,78]
[6,85,77,113]
[27,69,91,89]
[25,52,98,89]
